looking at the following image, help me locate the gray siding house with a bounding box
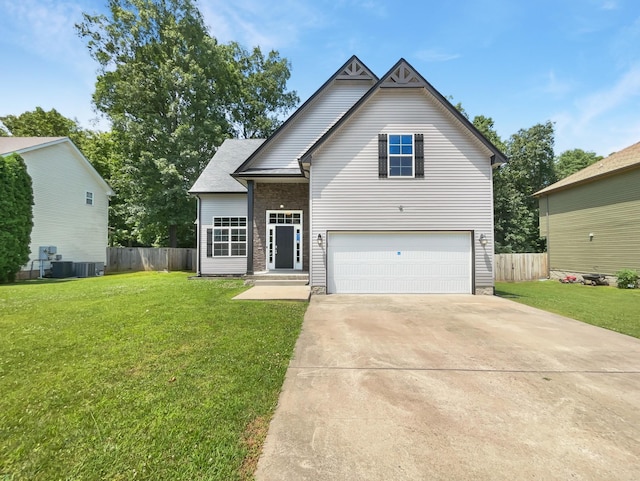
[190,57,506,294]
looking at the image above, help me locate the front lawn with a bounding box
[0,272,306,480]
[496,281,640,339]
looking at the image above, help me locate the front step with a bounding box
[244,271,309,286]
[252,279,308,286]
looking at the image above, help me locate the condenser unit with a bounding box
[74,262,96,278]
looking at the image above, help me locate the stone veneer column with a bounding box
[252,183,309,273]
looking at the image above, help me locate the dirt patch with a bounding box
[240,415,270,480]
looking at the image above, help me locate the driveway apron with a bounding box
[255,294,640,481]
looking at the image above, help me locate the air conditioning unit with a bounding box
[74,262,105,278]
[75,262,96,278]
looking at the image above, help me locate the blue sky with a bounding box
[1,0,639,156]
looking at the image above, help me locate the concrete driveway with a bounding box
[255,294,640,481]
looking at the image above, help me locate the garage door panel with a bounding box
[327,232,471,294]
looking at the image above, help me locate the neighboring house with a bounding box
[535,140,640,277]
[0,137,113,278]
[190,57,506,294]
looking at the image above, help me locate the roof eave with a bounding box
[534,163,640,197]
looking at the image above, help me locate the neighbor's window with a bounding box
[388,134,414,177]
[213,217,247,256]
[86,191,94,205]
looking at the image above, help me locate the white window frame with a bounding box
[85,191,94,205]
[212,217,247,257]
[388,134,415,178]
[266,210,303,271]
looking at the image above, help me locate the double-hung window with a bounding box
[212,217,247,256]
[388,134,414,177]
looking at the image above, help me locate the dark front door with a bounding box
[275,226,294,269]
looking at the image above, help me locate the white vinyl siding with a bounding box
[21,142,110,270]
[310,88,495,292]
[249,81,373,170]
[199,194,247,275]
[327,232,471,294]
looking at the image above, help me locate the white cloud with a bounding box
[201,0,326,50]
[577,65,640,126]
[601,0,618,10]
[542,70,573,97]
[414,48,461,63]
[0,0,86,59]
[552,65,640,154]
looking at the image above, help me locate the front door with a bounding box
[275,225,294,268]
[266,210,303,270]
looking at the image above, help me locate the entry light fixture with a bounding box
[589,232,594,241]
[317,233,323,247]
[479,233,488,247]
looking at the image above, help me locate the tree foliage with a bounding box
[495,121,556,253]
[0,107,87,147]
[555,148,602,180]
[0,153,34,283]
[225,43,299,139]
[76,0,297,247]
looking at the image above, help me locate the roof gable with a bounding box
[234,55,378,176]
[300,58,507,166]
[0,137,113,195]
[535,141,640,196]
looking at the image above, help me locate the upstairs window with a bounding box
[388,135,414,177]
[379,134,424,178]
[86,191,94,205]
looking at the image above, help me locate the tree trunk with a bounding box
[169,224,177,248]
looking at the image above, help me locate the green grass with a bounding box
[0,272,307,481]
[496,281,640,338]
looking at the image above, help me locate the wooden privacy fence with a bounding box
[107,247,197,273]
[495,253,548,282]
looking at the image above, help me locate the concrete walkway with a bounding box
[232,284,310,301]
[255,294,640,481]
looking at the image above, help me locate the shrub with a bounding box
[615,269,639,289]
[0,153,34,283]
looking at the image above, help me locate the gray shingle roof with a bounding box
[534,140,640,196]
[189,138,265,193]
[0,137,66,155]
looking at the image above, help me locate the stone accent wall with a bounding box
[475,287,494,296]
[253,183,309,273]
[311,286,326,295]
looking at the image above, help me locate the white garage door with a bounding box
[327,232,472,294]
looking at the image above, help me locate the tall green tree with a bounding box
[77,0,229,247]
[0,153,34,283]
[226,43,299,138]
[495,121,556,253]
[77,0,297,247]
[555,148,602,180]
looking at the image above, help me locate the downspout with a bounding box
[196,195,202,276]
[545,195,551,278]
[247,180,254,275]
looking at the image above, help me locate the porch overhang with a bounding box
[232,168,308,185]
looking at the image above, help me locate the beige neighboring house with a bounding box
[0,137,113,278]
[535,141,640,277]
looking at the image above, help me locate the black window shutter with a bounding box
[206,228,213,257]
[415,134,424,178]
[378,134,388,178]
